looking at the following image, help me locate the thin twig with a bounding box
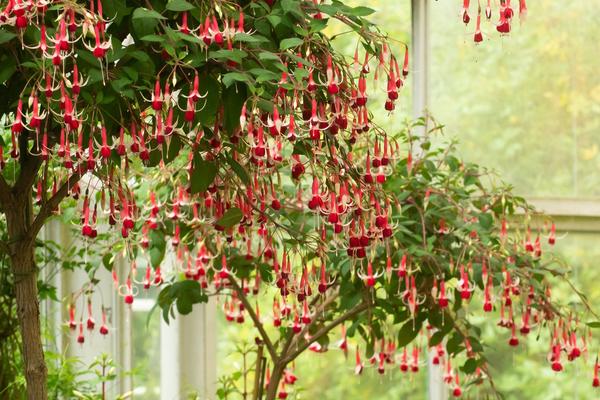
[26,168,85,245]
[227,274,278,362]
[283,301,370,364]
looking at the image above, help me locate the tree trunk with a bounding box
[264,363,285,400]
[6,198,48,400]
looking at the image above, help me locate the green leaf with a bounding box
[102,254,114,271]
[222,72,250,88]
[165,135,182,164]
[175,280,208,314]
[197,74,221,125]
[0,55,17,84]
[110,76,132,93]
[0,29,17,44]
[429,331,446,347]
[446,331,465,355]
[158,285,174,323]
[281,0,301,14]
[222,83,247,134]
[226,156,251,186]
[149,230,166,267]
[258,51,281,62]
[249,68,279,82]
[210,49,248,64]
[234,33,269,44]
[478,213,493,229]
[460,358,480,374]
[309,18,328,33]
[165,0,194,11]
[132,7,166,20]
[349,6,375,16]
[190,159,218,194]
[140,34,165,43]
[587,321,600,329]
[285,53,315,68]
[397,320,422,347]
[216,208,243,228]
[280,37,304,50]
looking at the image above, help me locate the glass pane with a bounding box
[476,233,599,399]
[132,289,161,399]
[430,1,600,197]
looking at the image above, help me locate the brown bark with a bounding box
[264,362,285,400]
[6,193,48,400]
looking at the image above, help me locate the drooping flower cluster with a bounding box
[2,1,597,399]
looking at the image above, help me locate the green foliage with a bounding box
[158,280,208,322]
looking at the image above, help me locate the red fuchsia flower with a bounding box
[177,11,193,35]
[452,373,462,397]
[474,8,483,43]
[396,254,408,278]
[354,345,364,375]
[548,222,556,245]
[122,276,134,305]
[185,72,208,104]
[99,126,112,159]
[357,261,383,287]
[337,325,348,356]
[593,358,600,387]
[496,3,511,34]
[150,77,163,111]
[68,303,77,330]
[567,331,582,360]
[11,99,24,135]
[410,346,421,372]
[399,348,409,372]
[483,275,493,312]
[325,55,341,95]
[485,0,492,19]
[508,323,519,347]
[77,322,85,344]
[308,340,322,353]
[519,0,528,20]
[438,279,449,308]
[356,75,368,106]
[459,264,474,300]
[24,24,48,53]
[12,0,30,29]
[402,275,425,316]
[67,63,88,97]
[549,327,564,372]
[277,384,288,399]
[85,24,110,58]
[283,369,297,385]
[267,106,284,136]
[402,45,409,78]
[461,0,471,24]
[86,299,95,330]
[211,16,224,46]
[524,227,534,252]
[99,307,109,335]
[218,253,230,278]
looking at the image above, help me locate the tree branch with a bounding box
[26,169,84,246]
[14,134,42,198]
[0,175,12,208]
[227,274,278,362]
[282,301,370,364]
[283,288,340,355]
